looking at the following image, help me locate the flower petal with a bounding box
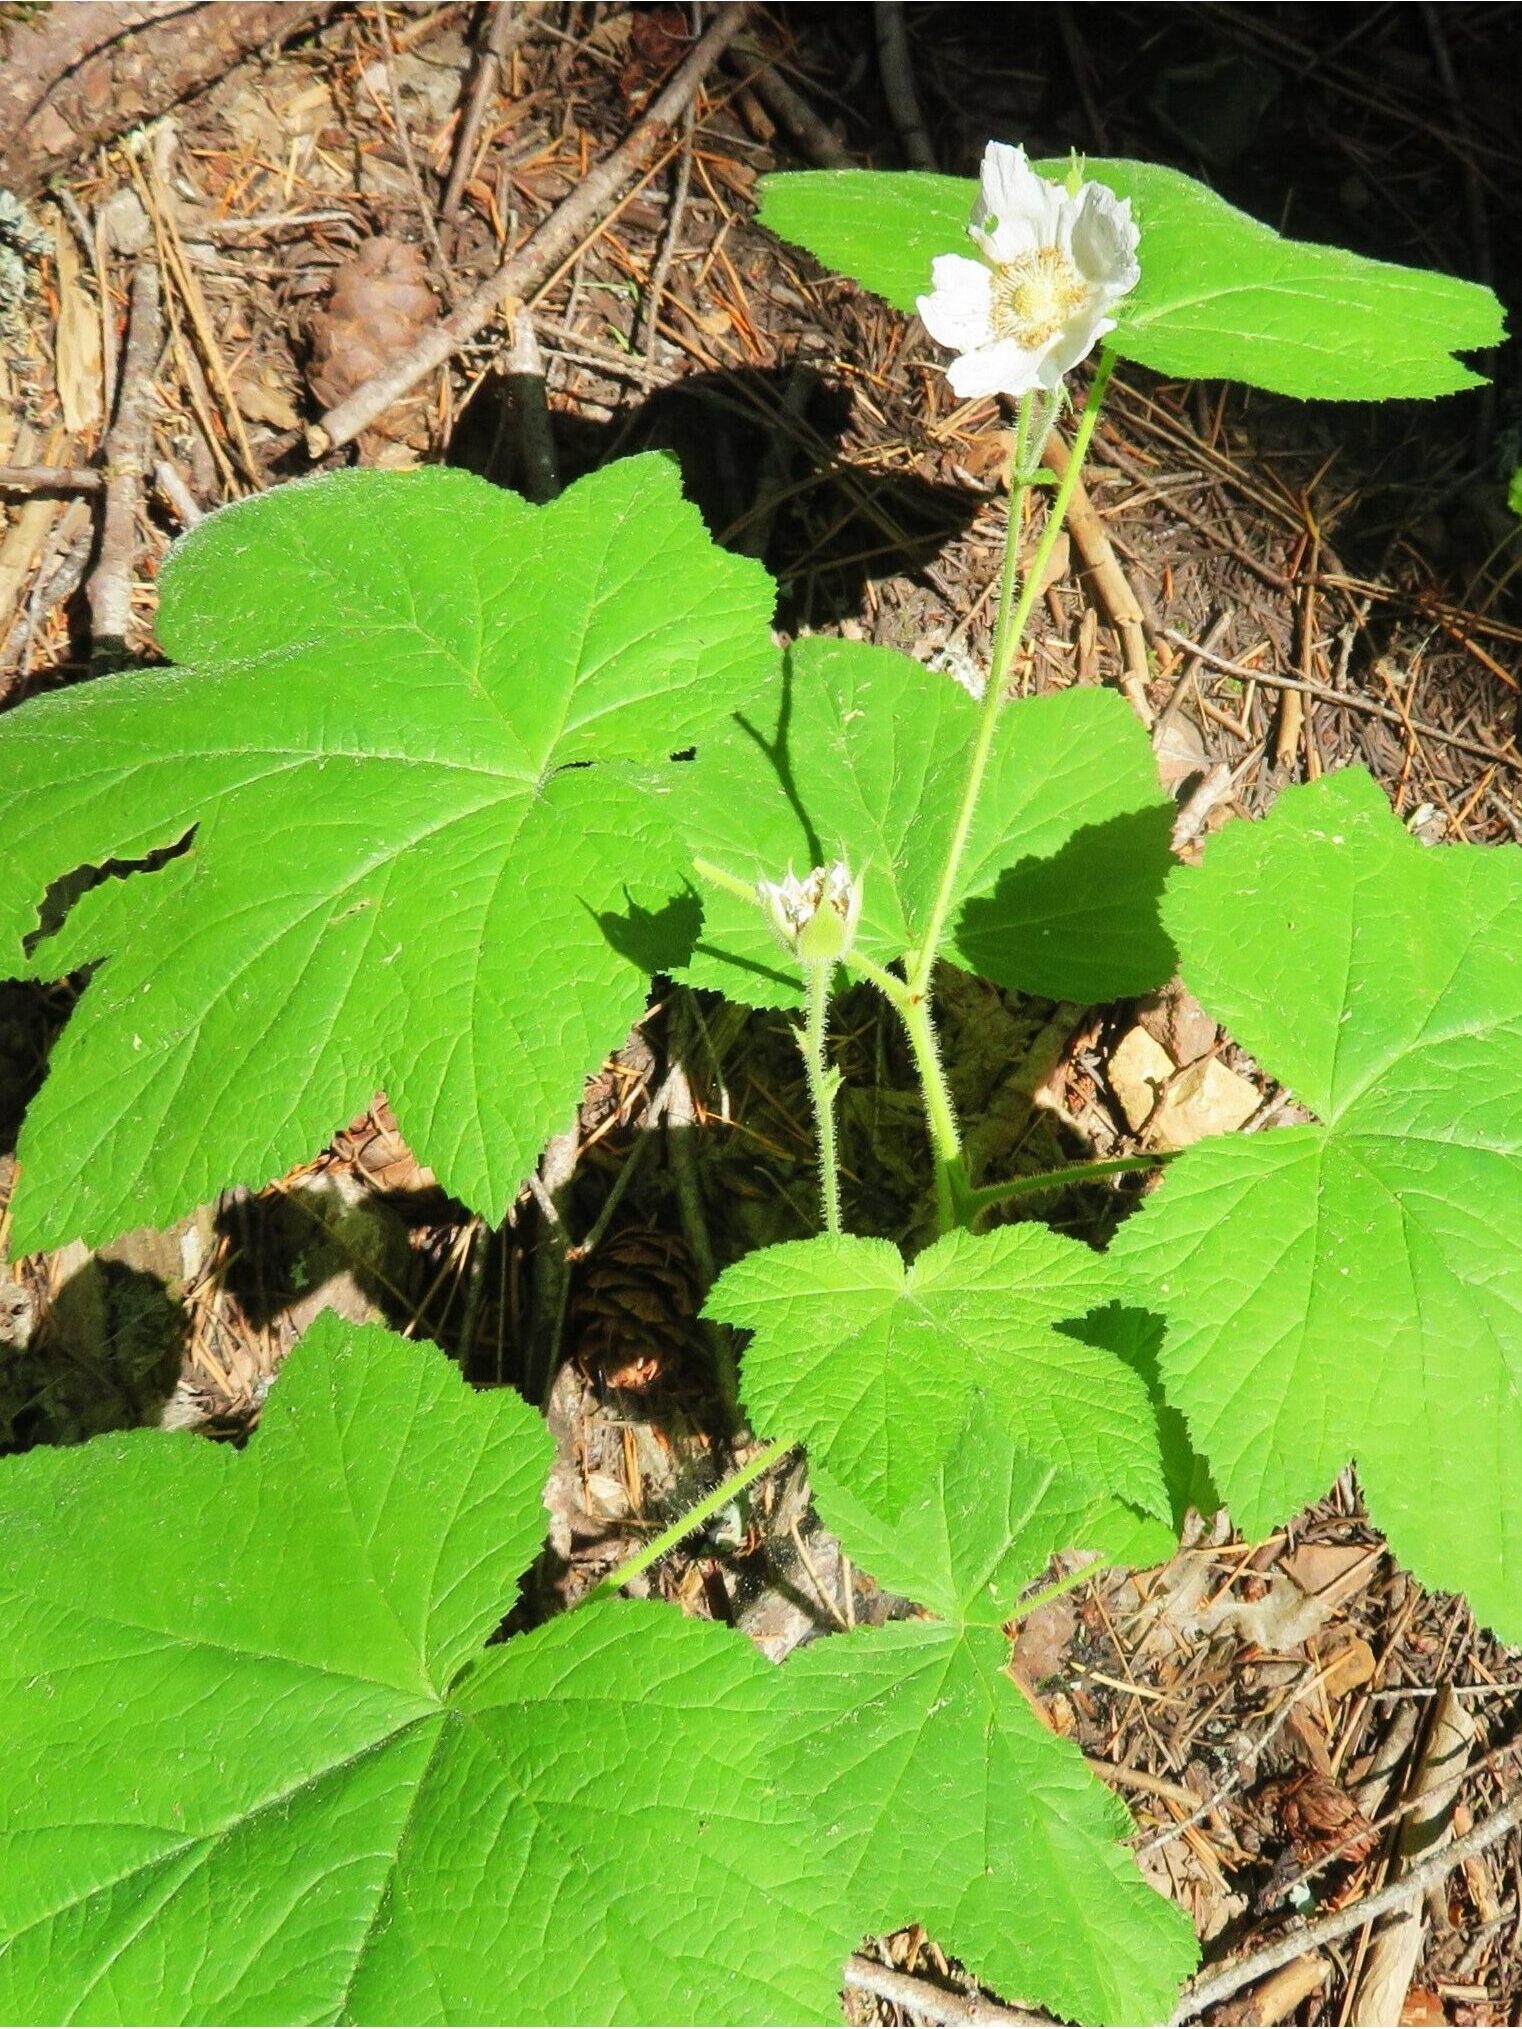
[917,254,995,350]
[1041,309,1117,385]
[969,141,1059,264]
[946,337,1044,400]
[1071,186,1141,298]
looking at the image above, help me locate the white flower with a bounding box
[757,861,864,964]
[917,143,1140,399]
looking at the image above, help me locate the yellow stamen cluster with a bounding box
[990,246,1088,348]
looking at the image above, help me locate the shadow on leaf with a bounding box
[955,803,1178,1002]
[1064,1302,1220,1529]
[453,364,981,631]
[591,885,703,976]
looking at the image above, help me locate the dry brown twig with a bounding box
[1161,628,1521,773]
[1215,1955,1330,2027]
[843,1953,1046,2027]
[1171,1784,1522,2023]
[1045,427,1154,724]
[1,496,93,687]
[1347,1688,1476,2024]
[134,134,264,491]
[307,5,751,459]
[0,467,103,493]
[440,2,539,225]
[0,427,70,654]
[726,39,850,167]
[640,100,696,377]
[152,458,204,529]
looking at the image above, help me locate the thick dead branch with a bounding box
[307,5,750,459]
[0,4,331,194]
[874,1,936,167]
[727,40,850,167]
[87,256,161,669]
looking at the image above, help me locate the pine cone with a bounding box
[306,236,438,462]
[572,1225,701,1392]
[1259,1769,1379,1866]
[328,1098,434,1196]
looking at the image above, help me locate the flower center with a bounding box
[989,246,1088,347]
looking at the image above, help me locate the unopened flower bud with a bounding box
[756,861,864,965]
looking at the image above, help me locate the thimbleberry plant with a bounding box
[0,146,1510,2024]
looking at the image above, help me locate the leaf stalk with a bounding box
[581,1437,796,1606]
[965,1150,1174,1213]
[894,988,971,1233]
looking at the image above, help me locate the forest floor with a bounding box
[2,4,1522,2024]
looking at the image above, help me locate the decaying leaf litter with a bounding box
[1,2,1521,2022]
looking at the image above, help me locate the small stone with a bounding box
[1138,981,1218,1065]
[1109,1026,1260,1148]
[1109,1024,1174,1134]
[1152,1056,1260,1150]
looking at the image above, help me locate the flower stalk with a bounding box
[906,351,1115,1027]
[893,352,1116,1229]
[801,957,844,1234]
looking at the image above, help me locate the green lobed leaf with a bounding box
[0,1316,848,2025]
[769,1396,1200,2023]
[1114,768,1522,1640]
[757,162,1505,399]
[809,1396,1181,1630]
[681,635,1175,1007]
[706,1224,1168,1522]
[0,455,775,1252]
[772,1622,1199,2026]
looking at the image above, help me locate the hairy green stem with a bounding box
[906,398,1036,1004]
[965,1150,1175,1214]
[896,990,968,1233]
[692,855,761,905]
[582,1437,795,1606]
[906,354,1116,1005]
[1010,1553,1112,1626]
[801,958,843,1233]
